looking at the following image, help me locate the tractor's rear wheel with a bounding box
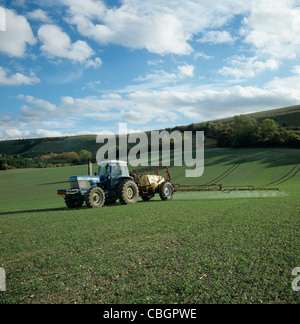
[117,179,139,205]
[85,187,105,208]
[159,182,174,201]
[65,195,84,208]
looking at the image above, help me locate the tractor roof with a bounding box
[99,160,127,166]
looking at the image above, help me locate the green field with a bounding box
[0,148,299,304]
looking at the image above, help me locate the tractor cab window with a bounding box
[99,165,111,177]
[111,163,129,178]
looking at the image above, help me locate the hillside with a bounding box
[206,104,300,127]
[0,104,299,156]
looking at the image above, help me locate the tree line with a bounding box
[212,116,300,148]
[0,150,92,170]
[169,116,300,148]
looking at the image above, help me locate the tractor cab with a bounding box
[98,160,130,190]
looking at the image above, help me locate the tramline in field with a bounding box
[57,160,280,208]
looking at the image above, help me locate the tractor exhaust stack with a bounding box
[88,159,93,176]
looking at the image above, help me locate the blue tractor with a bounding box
[57,160,140,208]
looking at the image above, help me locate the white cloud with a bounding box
[132,65,196,91]
[0,9,36,57]
[18,95,62,125]
[0,7,6,32]
[291,65,300,75]
[193,52,213,60]
[38,24,95,63]
[219,56,279,79]
[198,30,237,44]
[69,10,192,55]
[242,0,300,59]
[17,94,124,128]
[147,59,164,66]
[85,57,103,69]
[121,110,154,125]
[27,9,52,23]
[63,0,249,55]
[63,0,106,20]
[0,66,40,85]
[0,128,63,140]
[10,77,300,139]
[1,128,31,140]
[35,129,63,138]
[127,85,300,122]
[266,74,300,92]
[61,96,109,112]
[133,70,177,90]
[0,116,19,128]
[178,64,195,78]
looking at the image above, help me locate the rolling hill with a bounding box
[208,104,300,126]
[0,104,299,156]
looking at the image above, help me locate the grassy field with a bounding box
[0,148,299,304]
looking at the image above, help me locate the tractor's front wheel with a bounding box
[85,187,105,208]
[159,182,174,201]
[117,179,139,205]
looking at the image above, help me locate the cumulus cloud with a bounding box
[17,94,126,128]
[242,0,300,59]
[85,57,103,69]
[219,56,279,80]
[0,128,64,140]
[0,128,31,140]
[38,24,95,63]
[69,10,192,55]
[61,96,110,112]
[178,64,195,78]
[63,0,249,55]
[35,129,63,138]
[0,7,5,31]
[132,65,196,92]
[0,9,36,57]
[60,0,300,62]
[0,116,19,128]
[0,67,40,85]
[291,65,300,75]
[127,85,300,122]
[18,95,62,125]
[266,73,300,92]
[27,9,52,23]
[198,30,237,44]
[8,74,300,140]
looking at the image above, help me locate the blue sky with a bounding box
[0,0,300,140]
